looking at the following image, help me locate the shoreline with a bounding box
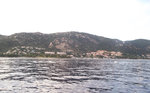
[0,57,149,60]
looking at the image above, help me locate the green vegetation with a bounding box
[0,53,70,58]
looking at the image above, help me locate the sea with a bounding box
[0,58,149,93]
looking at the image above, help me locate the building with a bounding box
[45,52,55,55]
[86,50,122,58]
[57,52,66,55]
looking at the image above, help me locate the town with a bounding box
[0,46,123,58]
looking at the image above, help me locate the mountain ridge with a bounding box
[0,31,150,58]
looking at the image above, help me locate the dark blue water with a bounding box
[0,58,150,93]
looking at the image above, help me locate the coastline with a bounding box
[0,56,149,60]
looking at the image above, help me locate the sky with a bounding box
[0,0,150,41]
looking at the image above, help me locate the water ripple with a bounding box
[0,58,149,93]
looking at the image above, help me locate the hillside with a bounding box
[0,32,150,58]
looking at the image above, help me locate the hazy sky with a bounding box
[0,0,150,41]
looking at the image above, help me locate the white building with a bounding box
[45,52,55,55]
[57,52,66,55]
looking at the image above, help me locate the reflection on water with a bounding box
[0,58,150,93]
